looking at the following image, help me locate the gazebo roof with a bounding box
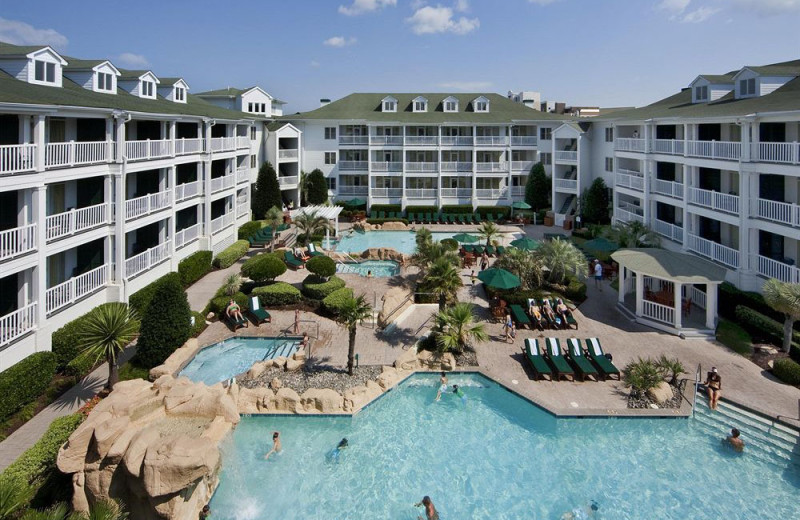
[289,205,342,221]
[611,248,728,284]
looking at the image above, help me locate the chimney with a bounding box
[320,98,331,107]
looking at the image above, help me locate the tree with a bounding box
[763,278,800,353]
[581,178,610,224]
[434,303,489,354]
[493,248,544,290]
[241,254,286,282]
[415,228,433,252]
[79,303,139,390]
[535,238,587,284]
[294,210,332,243]
[252,162,281,219]
[525,162,550,211]
[423,257,463,311]
[607,221,660,248]
[334,294,373,376]
[136,276,192,368]
[298,170,309,206]
[412,241,459,277]
[264,206,284,252]
[306,168,328,205]
[306,255,336,279]
[477,221,501,248]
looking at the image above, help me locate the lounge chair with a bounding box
[378,211,386,219]
[544,337,574,381]
[283,250,304,269]
[550,298,578,330]
[473,245,485,255]
[509,304,531,329]
[540,300,563,329]
[487,213,495,223]
[585,338,621,380]
[307,243,325,257]
[248,296,271,325]
[467,214,476,224]
[226,305,248,331]
[486,245,496,256]
[523,339,552,381]
[526,300,545,331]
[565,338,599,382]
[425,212,433,223]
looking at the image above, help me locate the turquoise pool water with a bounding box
[336,260,400,277]
[334,230,479,254]
[179,337,299,386]
[209,374,800,519]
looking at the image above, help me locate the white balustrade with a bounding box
[555,150,578,162]
[210,174,236,193]
[46,203,110,241]
[45,141,108,168]
[475,162,508,172]
[440,188,473,198]
[687,233,739,268]
[511,186,525,196]
[440,162,473,172]
[475,136,508,146]
[687,187,739,214]
[0,223,36,261]
[475,188,509,199]
[653,219,683,244]
[683,285,707,310]
[209,137,236,152]
[46,264,109,315]
[175,223,201,249]
[756,255,800,284]
[405,189,438,199]
[237,202,250,218]
[642,300,675,325]
[0,143,37,175]
[236,167,250,184]
[405,136,438,146]
[338,186,369,195]
[755,142,800,164]
[614,138,646,152]
[0,303,37,347]
[406,162,439,173]
[370,188,403,198]
[652,179,684,199]
[339,136,369,145]
[236,136,250,149]
[511,161,535,171]
[125,242,171,279]
[615,208,644,224]
[754,198,800,227]
[278,149,298,160]
[652,139,684,155]
[370,135,404,145]
[125,190,171,220]
[211,212,235,234]
[554,178,578,191]
[615,171,644,191]
[338,161,368,171]
[686,140,742,160]
[440,136,474,146]
[175,180,203,202]
[370,162,403,172]
[278,176,298,187]
[174,138,204,155]
[511,136,537,146]
[125,139,173,161]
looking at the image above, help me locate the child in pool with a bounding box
[435,372,448,401]
[265,431,281,460]
[328,438,349,462]
[453,384,467,405]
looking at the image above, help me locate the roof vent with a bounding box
[320,98,331,107]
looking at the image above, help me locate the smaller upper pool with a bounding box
[336,260,400,277]
[333,230,478,255]
[179,337,300,386]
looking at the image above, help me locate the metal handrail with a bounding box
[692,363,701,416]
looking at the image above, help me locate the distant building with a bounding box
[507,90,541,110]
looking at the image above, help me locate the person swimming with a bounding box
[328,438,349,462]
[453,384,467,405]
[561,500,599,520]
[265,431,281,460]
[724,428,745,453]
[435,372,448,401]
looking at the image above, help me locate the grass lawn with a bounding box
[716,319,753,356]
[118,359,151,382]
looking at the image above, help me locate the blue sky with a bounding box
[2,0,799,113]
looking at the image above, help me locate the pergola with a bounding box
[611,248,727,332]
[289,205,343,235]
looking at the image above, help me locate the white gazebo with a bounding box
[289,205,343,235]
[611,248,727,336]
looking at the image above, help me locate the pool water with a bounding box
[209,374,800,520]
[178,337,299,386]
[334,230,479,254]
[336,260,400,277]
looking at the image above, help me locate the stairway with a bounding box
[558,194,576,215]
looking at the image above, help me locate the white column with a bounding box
[33,186,47,325]
[635,272,643,316]
[115,116,126,164]
[706,283,718,329]
[33,115,46,172]
[673,281,683,329]
[618,266,626,304]
[105,117,114,162]
[168,165,177,268]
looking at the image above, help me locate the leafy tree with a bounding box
[581,178,610,224]
[78,303,139,390]
[334,294,373,376]
[493,248,544,290]
[525,162,550,211]
[477,221,502,248]
[298,170,309,206]
[763,278,800,353]
[294,210,332,242]
[136,276,192,368]
[415,228,433,251]
[535,238,587,284]
[252,162,281,218]
[607,221,660,248]
[422,257,463,311]
[306,168,328,205]
[241,254,287,282]
[264,206,284,251]
[412,241,459,277]
[434,303,488,354]
[306,255,336,279]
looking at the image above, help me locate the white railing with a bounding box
[642,300,675,325]
[615,138,646,152]
[370,162,403,172]
[278,149,298,160]
[511,161,535,171]
[686,140,742,161]
[370,135,404,145]
[46,264,108,315]
[555,150,578,162]
[339,136,369,145]
[175,180,203,202]
[687,187,739,214]
[756,255,800,284]
[406,162,439,173]
[511,136,537,146]
[475,188,508,199]
[236,136,250,149]
[370,188,403,198]
[237,202,250,218]
[210,173,236,193]
[46,203,110,241]
[0,143,37,175]
[209,137,236,152]
[125,139,172,161]
[278,176,298,186]
[405,189,438,199]
[339,161,368,171]
[0,223,36,261]
[475,162,508,172]
[125,242,171,279]
[683,285,707,310]
[440,136,474,146]
[236,167,250,184]
[754,198,800,227]
[338,186,369,195]
[687,233,739,268]
[616,208,644,224]
[174,138,204,155]
[554,178,578,191]
[511,186,525,196]
[441,162,473,172]
[0,303,37,347]
[653,219,683,244]
[211,212,235,234]
[652,139,684,156]
[125,190,171,220]
[755,142,800,165]
[615,171,644,191]
[405,136,438,146]
[651,179,684,199]
[45,141,108,168]
[175,223,201,249]
[475,136,508,146]
[440,188,473,198]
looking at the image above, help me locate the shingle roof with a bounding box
[158,77,185,86]
[195,87,249,97]
[61,57,107,70]
[697,74,735,84]
[746,59,800,77]
[266,121,291,131]
[0,42,46,56]
[118,69,154,81]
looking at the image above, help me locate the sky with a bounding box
[1,0,800,113]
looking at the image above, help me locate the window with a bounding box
[250,155,257,168]
[444,101,458,112]
[605,128,614,142]
[695,85,708,101]
[540,127,552,140]
[324,152,337,165]
[250,126,256,140]
[414,100,427,112]
[324,127,337,140]
[260,103,266,113]
[326,177,337,190]
[248,103,254,112]
[34,60,56,83]
[175,87,185,101]
[605,157,613,172]
[475,101,488,112]
[141,81,154,97]
[740,78,756,96]
[383,100,397,112]
[541,152,552,165]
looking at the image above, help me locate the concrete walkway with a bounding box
[186,253,254,312]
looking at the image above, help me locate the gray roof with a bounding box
[611,249,727,284]
[158,77,185,86]
[195,86,251,97]
[118,69,154,81]
[697,74,735,84]
[62,57,108,70]
[0,42,47,56]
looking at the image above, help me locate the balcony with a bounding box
[175,223,202,249]
[406,162,439,173]
[45,141,109,169]
[555,150,578,163]
[125,242,171,279]
[278,149,298,160]
[754,198,800,228]
[405,136,438,146]
[0,223,36,261]
[339,161,368,171]
[511,136,537,146]
[754,142,800,164]
[687,233,739,268]
[475,136,508,146]
[175,180,203,202]
[653,219,683,244]
[126,139,172,161]
[237,200,250,218]
[441,162,473,172]
[371,162,403,172]
[511,161,535,172]
[339,136,369,145]
[652,139,684,156]
[278,175,298,187]
[236,167,250,185]
[651,179,684,199]
[440,136,474,146]
[756,255,800,284]
[614,138,646,153]
[511,186,525,197]
[554,178,578,192]
[0,303,37,348]
[687,187,739,215]
[46,264,109,315]
[0,143,37,175]
[211,212,235,234]
[125,190,171,221]
[209,137,236,153]
[440,188,473,198]
[174,138,204,156]
[236,136,250,150]
[642,300,675,326]
[338,186,369,196]
[475,162,507,173]
[370,188,403,198]
[616,206,644,225]
[210,173,236,194]
[475,187,508,199]
[46,203,110,242]
[615,169,644,191]
[406,189,437,199]
[686,140,742,161]
[370,135,404,146]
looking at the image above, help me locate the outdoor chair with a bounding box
[539,300,562,329]
[486,245,496,256]
[226,307,248,331]
[486,214,495,223]
[306,243,325,257]
[283,250,304,269]
[248,296,271,325]
[425,212,433,223]
[496,246,506,255]
[550,298,578,329]
[523,339,553,381]
[509,304,531,329]
[565,339,599,382]
[378,211,386,219]
[544,337,574,381]
[526,300,545,331]
[584,338,621,380]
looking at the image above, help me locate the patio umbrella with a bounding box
[346,198,366,207]
[582,237,620,253]
[509,237,540,251]
[477,268,521,290]
[452,232,479,244]
[511,200,531,217]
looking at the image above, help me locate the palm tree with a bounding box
[763,278,800,353]
[607,221,660,248]
[434,303,489,354]
[222,273,242,296]
[79,303,139,391]
[334,294,373,376]
[264,206,284,252]
[412,241,459,276]
[493,248,543,290]
[477,221,501,248]
[20,503,74,520]
[85,500,129,520]
[294,210,332,243]
[535,238,587,284]
[0,478,31,520]
[415,227,433,252]
[424,257,463,311]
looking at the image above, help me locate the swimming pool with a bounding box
[178,337,300,386]
[209,373,800,519]
[336,260,400,277]
[334,230,479,254]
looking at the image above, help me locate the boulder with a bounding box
[285,358,304,372]
[343,381,383,413]
[376,366,403,391]
[201,417,233,444]
[122,428,162,478]
[440,353,456,371]
[246,361,270,379]
[300,388,344,413]
[646,381,674,404]
[272,387,301,412]
[237,388,264,414]
[93,416,131,459]
[292,349,306,361]
[150,339,202,380]
[270,377,283,391]
[71,472,90,513]
[394,347,419,371]
[141,436,220,497]
[273,356,288,369]
[416,350,456,371]
[58,417,104,474]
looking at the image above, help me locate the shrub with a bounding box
[440,238,459,251]
[773,358,800,386]
[581,178,611,224]
[213,240,250,268]
[178,251,213,287]
[306,256,336,278]
[190,311,207,337]
[210,291,249,315]
[563,277,587,303]
[118,361,151,383]
[252,282,302,307]
[440,205,473,214]
[477,205,511,219]
[238,220,263,240]
[369,204,401,216]
[366,218,409,226]
[302,275,346,300]
[241,253,287,282]
[500,289,548,306]
[735,305,800,348]
[0,352,57,423]
[716,319,753,356]
[51,315,88,371]
[252,162,282,218]
[654,355,684,385]
[63,355,97,380]
[405,205,438,215]
[719,282,786,325]
[525,162,550,211]
[306,168,328,205]
[295,233,326,247]
[136,275,192,368]
[129,272,182,316]
[322,287,354,315]
[622,357,663,399]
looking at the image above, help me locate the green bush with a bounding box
[136,275,192,368]
[440,238,459,251]
[366,218,409,225]
[0,352,57,423]
[563,277,587,303]
[190,311,207,337]
[238,220,264,240]
[295,234,325,247]
[213,240,250,268]
[322,287,354,315]
[735,305,800,348]
[252,282,302,307]
[773,358,800,385]
[719,282,785,324]
[306,168,329,205]
[405,205,438,215]
[306,256,336,278]
[499,289,548,306]
[716,319,753,356]
[129,272,182,316]
[440,204,473,214]
[477,205,511,218]
[241,253,287,282]
[622,357,663,399]
[369,204,401,216]
[302,275,346,300]
[63,355,97,380]
[210,291,249,315]
[178,251,213,287]
[118,361,151,382]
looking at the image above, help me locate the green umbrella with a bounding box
[346,198,366,207]
[509,237,540,251]
[477,268,521,290]
[511,201,532,209]
[452,232,479,244]
[582,237,620,253]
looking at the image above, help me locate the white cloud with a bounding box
[323,36,357,47]
[680,6,719,22]
[117,53,149,67]
[0,17,68,48]
[657,0,691,13]
[310,60,320,68]
[729,0,800,15]
[528,0,562,5]
[438,80,492,90]
[406,6,480,35]
[454,0,469,12]
[338,0,396,16]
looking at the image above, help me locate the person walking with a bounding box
[294,309,300,334]
[593,260,603,291]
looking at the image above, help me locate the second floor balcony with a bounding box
[46,264,109,316]
[211,212,235,234]
[338,185,369,196]
[339,161,368,171]
[0,223,36,262]
[687,187,739,215]
[475,162,507,173]
[175,223,202,249]
[686,233,739,269]
[615,169,644,191]
[125,242,171,279]
[278,149,298,160]
[371,161,403,172]
[45,141,110,169]
[753,142,800,165]
[278,175,298,187]
[210,173,237,194]
[555,150,578,163]
[554,178,578,192]
[46,202,111,242]
[406,162,438,173]
[125,139,172,161]
[651,179,684,199]
[441,162,473,172]
[753,198,800,228]
[125,189,172,221]
[370,187,403,198]
[175,180,203,202]
[653,219,684,244]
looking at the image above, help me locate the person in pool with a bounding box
[725,427,745,452]
[453,384,467,405]
[435,372,448,401]
[329,438,349,462]
[561,500,599,520]
[415,496,439,520]
[265,431,281,460]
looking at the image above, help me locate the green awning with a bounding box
[611,248,727,284]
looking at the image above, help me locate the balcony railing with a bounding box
[756,255,800,284]
[209,137,236,153]
[475,162,507,173]
[125,139,172,161]
[278,149,298,160]
[652,139,684,156]
[440,136,474,146]
[236,136,250,149]
[405,136,438,146]
[0,143,37,175]
[511,136,537,146]
[754,142,800,164]
[371,161,403,172]
[0,302,37,348]
[46,264,109,315]
[370,188,403,198]
[615,170,644,191]
[440,188,473,198]
[46,202,110,242]
[405,189,437,199]
[687,233,739,268]
[210,173,236,194]
[211,212,235,234]
[555,150,578,162]
[615,138,646,153]
[653,219,683,244]
[175,223,201,249]
[754,198,800,228]
[511,186,525,196]
[0,223,36,261]
[174,138,204,155]
[236,167,250,184]
[475,188,508,199]
[651,179,684,199]
[616,207,644,224]
[554,178,578,191]
[338,186,369,196]
[45,141,109,168]
[642,300,674,325]
[687,187,739,214]
[370,135,404,146]
[125,190,171,221]
[339,136,369,145]
[686,140,742,161]
[339,161,368,171]
[278,175,299,187]
[406,162,439,173]
[475,136,508,146]
[237,201,250,218]
[511,161,535,171]
[175,180,203,202]
[441,162,473,172]
[125,242,171,279]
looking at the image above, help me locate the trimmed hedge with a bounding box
[241,253,287,282]
[369,204,401,216]
[0,352,57,423]
[213,240,250,268]
[136,275,192,368]
[366,218,409,225]
[302,275,346,300]
[63,354,97,380]
[129,272,182,316]
[238,220,263,240]
[500,289,548,306]
[477,205,511,218]
[734,305,800,349]
[190,311,207,337]
[440,204,474,214]
[720,282,785,325]
[322,287,354,315]
[405,205,438,215]
[210,291,249,315]
[564,277,588,303]
[252,282,302,307]
[773,358,800,385]
[178,250,213,287]
[306,256,336,278]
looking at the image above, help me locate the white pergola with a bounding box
[289,205,343,235]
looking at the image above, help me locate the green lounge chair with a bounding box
[406,212,414,222]
[487,213,495,222]
[425,212,433,223]
[226,305,247,331]
[566,338,599,382]
[540,300,563,329]
[473,245,485,255]
[248,296,271,325]
[307,243,325,257]
[378,211,386,219]
[509,304,531,329]
[585,338,621,380]
[550,298,578,329]
[523,339,552,381]
[486,245,496,256]
[466,214,476,224]
[248,235,268,247]
[284,250,304,269]
[464,245,476,254]
[544,337,574,381]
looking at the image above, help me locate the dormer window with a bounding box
[473,96,489,112]
[141,80,155,98]
[175,86,185,102]
[247,103,267,114]
[97,72,114,92]
[695,85,708,101]
[444,100,458,112]
[34,60,56,83]
[382,96,397,112]
[740,78,756,97]
[413,96,428,112]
